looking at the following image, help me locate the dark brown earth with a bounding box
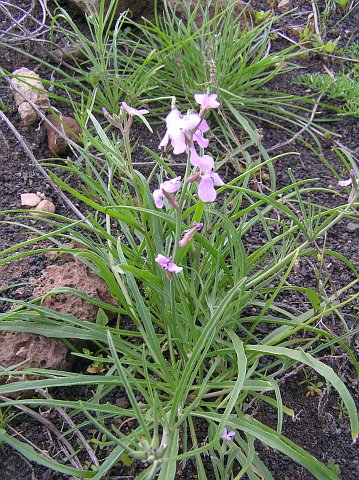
[0,0,358,479]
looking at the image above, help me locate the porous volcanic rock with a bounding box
[0,331,69,395]
[0,331,68,370]
[32,254,116,321]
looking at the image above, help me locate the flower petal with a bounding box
[197,155,214,173]
[152,189,164,208]
[155,254,169,268]
[167,262,183,273]
[122,101,149,116]
[181,113,201,131]
[198,119,209,132]
[198,175,217,202]
[195,93,220,110]
[338,178,352,187]
[159,131,170,150]
[189,145,202,167]
[121,101,135,115]
[211,171,224,186]
[169,128,187,154]
[193,130,209,148]
[161,176,181,193]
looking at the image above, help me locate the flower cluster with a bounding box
[155,93,223,204]
[152,93,223,278]
[108,96,222,278]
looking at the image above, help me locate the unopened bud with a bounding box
[162,189,179,209]
[179,222,203,248]
[186,172,201,183]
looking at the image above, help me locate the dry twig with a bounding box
[0,0,50,44]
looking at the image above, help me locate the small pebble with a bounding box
[30,199,56,217]
[20,192,41,207]
[346,222,359,233]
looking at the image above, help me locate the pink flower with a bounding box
[153,176,181,208]
[338,169,357,203]
[195,93,220,111]
[221,427,235,442]
[190,146,214,170]
[188,147,224,203]
[121,101,149,116]
[193,119,209,149]
[179,222,203,248]
[198,172,224,203]
[155,254,183,273]
[338,169,356,187]
[159,109,207,154]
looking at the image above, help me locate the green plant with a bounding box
[334,0,350,8]
[294,70,359,118]
[327,457,341,475]
[0,92,358,479]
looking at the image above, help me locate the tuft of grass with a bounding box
[127,0,322,143]
[294,68,359,118]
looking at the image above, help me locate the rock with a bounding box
[11,67,50,126]
[45,114,82,155]
[20,193,42,208]
[277,0,292,13]
[116,396,130,408]
[32,254,117,322]
[286,25,303,41]
[30,199,56,216]
[0,331,69,395]
[50,43,86,63]
[65,0,150,18]
[166,0,253,24]
[346,222,359,233]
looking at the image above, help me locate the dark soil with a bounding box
[0,1,358,479]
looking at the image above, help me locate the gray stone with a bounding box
[346,222,359,233]
[20,193,42,208]
[11,68,50,126]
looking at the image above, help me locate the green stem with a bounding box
[172,150,192,261]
